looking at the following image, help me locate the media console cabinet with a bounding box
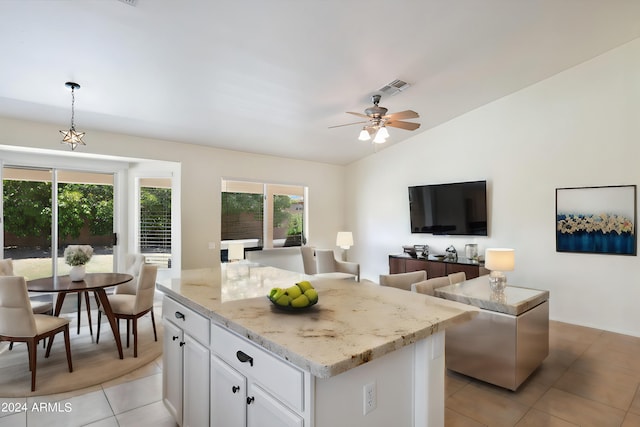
[388,253,487,279]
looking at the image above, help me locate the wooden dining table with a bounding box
[27,272,133,359]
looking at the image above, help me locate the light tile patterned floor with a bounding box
[446,321,640,426]
[1,320,639,426]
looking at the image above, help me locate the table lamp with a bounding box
[336,231,353,261]
[484,248,514,292]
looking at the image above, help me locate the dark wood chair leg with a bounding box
[9,342,13,351]
[126,319,130,348]
[151,310,157,342]
[96,310,102,344]
[63,325,73,372]
[28,338,37,392]
[133,317,138,358]
[45,333,55,357]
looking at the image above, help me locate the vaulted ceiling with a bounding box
[1,0,639,165]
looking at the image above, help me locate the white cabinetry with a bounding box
[210,324,307,427]
[162,297,210,427]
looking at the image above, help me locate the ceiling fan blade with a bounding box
[382,110,419,120]
[346,111,371,119]
[328,120,367,129]
[385,120,421,131]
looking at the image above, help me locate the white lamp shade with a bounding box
[358,129,371,141]
[336,231,353,249]
[484,248,514,271]
[227,242,244,261]
[373,129,387,144]
[377,126,389,139]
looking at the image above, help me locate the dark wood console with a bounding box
[389,254,486,280]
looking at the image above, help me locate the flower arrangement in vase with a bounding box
[64,245,93,281]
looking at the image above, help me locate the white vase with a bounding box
[69,265,86,281]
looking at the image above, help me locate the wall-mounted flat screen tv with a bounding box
[408,180,488,236]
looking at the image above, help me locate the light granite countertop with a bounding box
[434,275,549,316]
[157,264,478,378]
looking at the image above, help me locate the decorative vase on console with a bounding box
[64,244,94,282]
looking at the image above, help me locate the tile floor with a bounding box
[0,356,176,427]
[445,321,640,426]
[1,320,639,426]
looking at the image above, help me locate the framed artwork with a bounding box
[556,185,636,255]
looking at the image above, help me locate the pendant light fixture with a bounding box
[59,81,86,150]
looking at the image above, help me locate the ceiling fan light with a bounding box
[377,126,389,139]
[373,130,387,144]
[358,128,371,141]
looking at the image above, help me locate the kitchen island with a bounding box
[157,264,477,427]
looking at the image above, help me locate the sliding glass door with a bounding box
[2,167,53,280]
[2,166,115,279]
[56,170,115,276]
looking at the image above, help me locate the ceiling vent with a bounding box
[378,79,411,96]
[117,0,138,6]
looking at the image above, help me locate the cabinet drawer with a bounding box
[163,297,209,345]
[211,324,304,412]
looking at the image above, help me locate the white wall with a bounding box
[0,117,345,270]
[347,37,640,337]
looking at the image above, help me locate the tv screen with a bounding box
[408,180,488,236]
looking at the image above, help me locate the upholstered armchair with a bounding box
[309,248,360,282]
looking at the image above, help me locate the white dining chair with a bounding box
[411,276,450,296]
[115,253,146,295]
[96,264,158,357]
[0,258,53,315]
[379,270,427,291]
[0,276,73,391]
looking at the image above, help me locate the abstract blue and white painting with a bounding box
[556,185,636,255]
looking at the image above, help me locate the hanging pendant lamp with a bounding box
[59,81,86,150]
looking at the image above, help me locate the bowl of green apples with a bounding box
[268,280,318,311]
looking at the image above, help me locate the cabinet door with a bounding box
[183,334,210,427]
[405,258,427,273]
[211,355,246,427]
[162,320,183,425]
[446,263,480,279]
[427,261,446,278]
[247,383,303,427]
[389,256,405,274]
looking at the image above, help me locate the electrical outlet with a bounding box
[208,242,216,250]
[363,382,376,415]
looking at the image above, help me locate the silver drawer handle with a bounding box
[175,311,185,320]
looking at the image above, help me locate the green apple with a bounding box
[286,285,302,299]
[297,281,313,292]
[304,288,318,304]
[275,294,291,307]
[291,294,310,308]
[269,287,285,301]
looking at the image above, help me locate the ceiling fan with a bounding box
[329,94,420,143]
